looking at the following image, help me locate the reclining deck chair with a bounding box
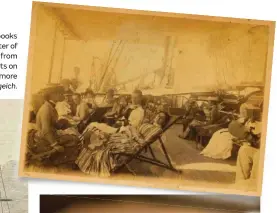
[112,108,186,174]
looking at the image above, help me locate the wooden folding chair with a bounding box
[112,115,183,174]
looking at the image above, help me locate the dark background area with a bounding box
[40,194,260,213]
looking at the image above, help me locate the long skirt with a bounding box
[76,130,141,177]
[26,129,81,166]
[200,128,234,159]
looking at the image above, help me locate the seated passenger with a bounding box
[104,95,132,127]
[26,86,80,166]
[80,90,145,146]
[181,100,220,140]
[55,94,80,128]
[83,89,97,110]
[60,79,74,95]
[123,89,145,128]
[235,112,261,188]
[143,100,158,124]
[72,93,91,122]
[200,127,235,160]
[75,111,168,177]
[100,89,116,107]
[179,99,205,139]
[179,99,198,130]
[56,94,72,118]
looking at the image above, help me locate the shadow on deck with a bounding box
[127,124,236,184]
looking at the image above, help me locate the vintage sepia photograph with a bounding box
[19,2,275,195]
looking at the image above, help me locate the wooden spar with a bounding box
[107,40,123,67]
[98,40,123,91]
[90,56,101,90]
[103,41,126,90]
[159,36,171,85]
[97,41,116,91]
[166,36,178,87]
[48,21,58,84]
[59,38,66,82]
[89,57,95,89]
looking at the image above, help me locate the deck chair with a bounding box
[112,109,185,174]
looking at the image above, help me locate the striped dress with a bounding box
[76,123,162,176]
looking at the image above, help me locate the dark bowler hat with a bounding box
[39,85,65,100]
[83,88,95,96]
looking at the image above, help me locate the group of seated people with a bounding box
[27,85,170,177]
[178,98,224,141]
[27,82,262,186]
[178,97,262,187]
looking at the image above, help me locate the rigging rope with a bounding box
[0,166,10,213]
[97,40,116,90]
[0,190,3,213]
[99,40,123,91]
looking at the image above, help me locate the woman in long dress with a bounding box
[75,112,169,177]
[201,105,262,160]
[200,128,235,159]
